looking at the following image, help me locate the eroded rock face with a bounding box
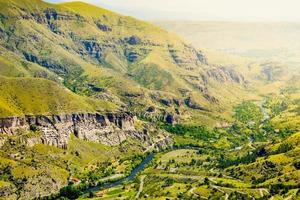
[126,36,141,45]
[160,98,172,107]
[96,22,112,32]
[206,67,245,84]
[43,9,82,21]
[23,52,68,74]
[30,9,84,33]
[168,45,207,70]
[184,75,209,94]
[184,97,209,111]
[0,112,140,148]
[125,51,139,62]
[0,27,5,40]
[81,40,103,60]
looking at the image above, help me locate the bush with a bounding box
[275,143,293,154]
[29,124,38,132]
[234,101,263,125]
[161,124,213,140]
[218,152,258,168]
[293,161,300,170]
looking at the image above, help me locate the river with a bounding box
[86,99,271,195]
[86,146,202,193]
[86,153,154,193]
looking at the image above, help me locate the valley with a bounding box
[77,97,299,200]
[0,0,299,200]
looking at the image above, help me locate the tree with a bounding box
[88,191,95,198]
[234,101,263,125]
[204,177,210,185]
[294,161,300,170]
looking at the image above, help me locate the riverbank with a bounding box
[86,153,154,194]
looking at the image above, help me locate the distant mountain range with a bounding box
[155,21,300,62]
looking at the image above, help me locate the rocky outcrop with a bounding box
[125,51,139,62]
[196,51,207,64]
[81,40,103,60]
[184,75,209,94]
[184,97,209,111]
[0,27,5,40]
[160,98,172,107]
[155,136,173,149]
[206,67,245,84]
[215,122,231,129]
[126,36,141,45]
[0,112,141,149]
[95,22,112,32]
[258,62,286,82]
[23,52,68,74]
[203,94,219,103]
[123,92,144,98]
[168,45,207,70]
[30,9,84,29]
[44,9,71,21]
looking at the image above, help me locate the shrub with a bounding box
[234,101,263,125]
[29,124,38,132]
[161,124,212,140]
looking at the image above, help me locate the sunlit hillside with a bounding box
[0,0,299,199]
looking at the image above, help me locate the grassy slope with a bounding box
[0,0,258,124]
[1,1,299,199]
[0,76,117,117]
[226,132,300,189]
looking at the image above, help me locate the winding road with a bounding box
[259,188,269,197]
[135,175,146,199]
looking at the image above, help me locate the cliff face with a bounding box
[0,112,173,200]
[0,112,145,148]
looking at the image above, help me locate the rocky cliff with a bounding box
[0,112,155,149]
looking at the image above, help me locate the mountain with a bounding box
[0,1,299,199]
[154,21,300,61]
[0,0,257,125]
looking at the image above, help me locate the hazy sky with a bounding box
[46,0,300,21]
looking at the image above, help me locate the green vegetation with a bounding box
[116,96,299,199]
[161,124,213,140]
[0,76,117,117]
[0,0,300,199]
[130,64,174,90]
[0,132,149,199]
[0,0,260,123]
[234,101,263,125]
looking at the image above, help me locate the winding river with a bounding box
[83,99,272,196]
[85,100,270,194]
[87,153,154,193]
[85,146,201,194]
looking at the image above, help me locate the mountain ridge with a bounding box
[2,1,299,199]
[0,0,255,125]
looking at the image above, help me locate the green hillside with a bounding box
[0,76,117,117]
[0,0,299,199]
[0,0,257,123]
